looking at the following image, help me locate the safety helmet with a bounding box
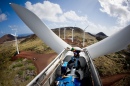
[71,48,75,51]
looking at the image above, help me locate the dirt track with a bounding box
[12,51,57,74]
[101,73,129,86]
[12,51,130,86]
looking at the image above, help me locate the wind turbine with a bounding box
[59,27,60,37]
[83,25,89,47]
[10,3,130,86]
[64,27,66,40]
[71,24,76,42]
[11,28,19,54]
[72,28,74,42]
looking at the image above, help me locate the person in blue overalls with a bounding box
[66,47,84,70]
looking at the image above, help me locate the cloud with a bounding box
[24,1,121,36]
[0,13,7,22]
[98,0,130,26]
[8,25,17,28]
[63,11,87,21]
[74,18,121,36]
[8,25,18,31]
[25,1,64,22]
[25,1,87,23]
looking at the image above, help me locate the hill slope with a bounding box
[0,34,15,44]
[0,27,130,85]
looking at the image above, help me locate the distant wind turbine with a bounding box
[64,27,66,40]
[72,29,74,42]
[59,28,60,37]
[72,24,76,42]
[12,28,19,54]
[83,25,89,47]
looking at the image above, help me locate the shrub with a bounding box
[12,63,23,68]
[25,76,29,80]
[26,66,35,70]
[18,71,23,75]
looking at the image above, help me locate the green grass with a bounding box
[26,66,35,70]
[0,38,42,85]
[18,71,23,75]
[12,63,23,68]
[25,76,30,80]
[0,35,50,85]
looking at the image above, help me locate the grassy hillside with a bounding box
[0,35,55,86]
[0,28,130,85]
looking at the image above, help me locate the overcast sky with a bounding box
[0,0,130,37]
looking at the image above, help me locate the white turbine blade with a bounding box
[10,3,71,54]
[84,25,130,59]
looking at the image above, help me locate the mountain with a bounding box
[95,32,108,41]
[0,34,15,44]
[20,34,36,43]
[86,32,107,41]
[96,32,107,37]
[87,32,95,37]
[52,27,83,35]
[18,33,33,38]
[0,33,33,44]
[0,28,107,44]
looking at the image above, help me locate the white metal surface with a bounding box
[85,25,130,59]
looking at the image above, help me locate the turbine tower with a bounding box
[12,28,19,54]
[59,28,60,37]
[64,27,66,40]
[72,29,74,42]
[72,24,76,42]
[83,25,89,47]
